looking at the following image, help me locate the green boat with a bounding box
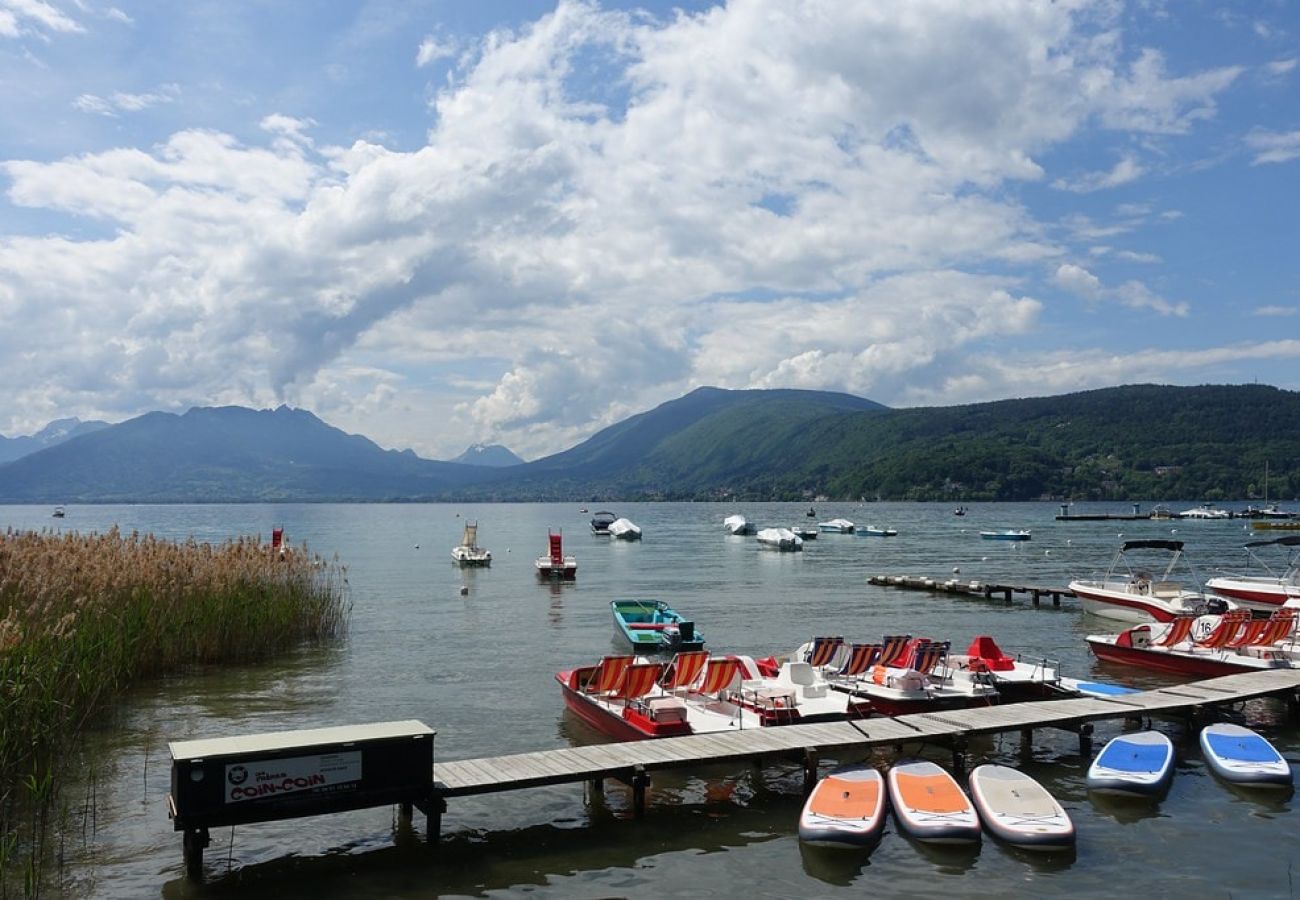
[611,599,705,653]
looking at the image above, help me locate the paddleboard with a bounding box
[798,764,888,849]
[1087,730,1174,797]
[1199,723,1293,788]
[887,759,981,845]
[967,764,1075,851]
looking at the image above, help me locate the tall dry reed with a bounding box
[0,526,349,895]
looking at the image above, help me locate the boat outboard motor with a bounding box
[1204,597,1230,615]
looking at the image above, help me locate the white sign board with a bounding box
[224,751,362,804]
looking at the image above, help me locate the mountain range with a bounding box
[0,417,109,464]
[0,384,1296,503]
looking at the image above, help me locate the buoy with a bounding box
[459,585,469,596]
[1118,532,1124,538]
[981,556,988,562]
[1045,549,1051,555]
[1171,528,1177,535]
[1067,539,1072,545]
[953,566,960,574]
[414,544,420,549]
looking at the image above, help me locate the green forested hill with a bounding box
[482,383,1300,501]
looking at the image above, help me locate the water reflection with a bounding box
[799,840,875,885]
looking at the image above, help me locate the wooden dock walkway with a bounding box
[430,669,1300,830]
[867,573,1075,606]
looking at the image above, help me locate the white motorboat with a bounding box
[723,514,755,535]
[1205,535,1300,612]
[1068,539,1225,624]
[1180,503,1230,519]
[590,510,617,535]
[790,525,818,540]
[451,521,491,566]
[608,517,643,540]
[817,518,855,534]
[756,527,802,551]
[859,525,897,537]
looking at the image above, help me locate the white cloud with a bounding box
[1245,129,1300,164]
[1053,155,1145,192]
[73,84,179,117]
[1266,57,1297,77]
[1254,305,1297,317]
[0,0,82,37]
[416,34,458,67]
[0,0,1282,457]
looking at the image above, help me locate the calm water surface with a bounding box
[5,501,1297,898]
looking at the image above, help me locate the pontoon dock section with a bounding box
[168,720,435,878]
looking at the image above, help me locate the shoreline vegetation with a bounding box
[0,527,350,896]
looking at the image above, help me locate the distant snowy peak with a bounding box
[0,417,111,463]
[450,443,523,467]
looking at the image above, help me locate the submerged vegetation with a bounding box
[0,526,350,895]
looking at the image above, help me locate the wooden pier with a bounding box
[867,573,1074,606]
[429,669,1300,834]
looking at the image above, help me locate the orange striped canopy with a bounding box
[614,663,666,700]
[589,655,634,694]
[1195,610,1251,649]
[878,634,912,667]
[1155,615,1197,647]
[839,643,882,677]
[697,657,742,695]
[1252,607,1297,646]
[806,636,844,668]
[662,650,709,689]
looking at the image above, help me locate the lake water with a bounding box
[5,501,1297,898]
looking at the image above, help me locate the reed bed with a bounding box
[0,526,350,895]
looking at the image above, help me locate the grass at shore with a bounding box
[0,526,350,894]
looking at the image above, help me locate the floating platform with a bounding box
[868,574,1073,607]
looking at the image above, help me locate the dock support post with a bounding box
[399,800,413,824]
[1053,592,1061,608]
[951,735,968,779]
[1002,588,1012,602]
[429,795,446,844]
[1031,590,1041,607]
[631,767,649,818]
[802,749,819,795]
[1079,723,1093,758]
[1020,728,1033,762]
[983,585,993,600]
[182,827,210,880]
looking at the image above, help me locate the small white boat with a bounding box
[1180,503,1231,519]
[968,765,1074,851]
[980,529,1031,541]
[791,525,818,540]
[590,511,617,535]
[1205,535,1300,612]
[52,505,66,518]
[1199,723,1293,788]
[756,527,802,551]
[723,514,755,535]
[1070,539,1222,624]
[608,517,642,540]
[1086,731,1175,797]
[798,765,887,849]
[887,759,981,845]
[818,518,855,534]
[535,531,577,580]
[859,525,897,537]
[451,521,491,566]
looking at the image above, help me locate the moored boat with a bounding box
[1069,539,1223,623]
[790,525,818,541]
[1086,731,1175,798]
[610,599,704,653]
[1180,503,1230,520]
[608,517,643,540]
[1198,723,1293,789]
[590,511,617,535]
[1205,536,1300,612]
[859,525,897,537]
[756,527,802,551]
[451,521,491,566]
[888,759,981,845]
[798,765,888,849]
[555,656,692,740]
[808,636,999,715]
[1086,606,1299,677]
[947,635,1065,701]
[968,765,1075,851]
[535,531,577,579]
[723,514,755,535]
[980,529,1031,541]
[52,505,65,518]
[818,518,855,534]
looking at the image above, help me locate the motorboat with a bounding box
[1085,606,1299,677]
[723,514,755,535]
[535,531,577,580]
[805,506,817,518]
[953,506,967,517]
[610,600,704,653]
[756,527,803,551]
[451,521,491,566]
[590,511,617,535]
[817,518,855,534]
[859,525,897,537]
[608,517,643,540]
[1205,536,1300,612]
[980,529,1031,541]
[1179,503,1230,520]
[1068,539,1223,623]
[52,505,65,518]
[790,525,818,541]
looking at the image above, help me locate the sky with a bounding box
[1,0,1298,461]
